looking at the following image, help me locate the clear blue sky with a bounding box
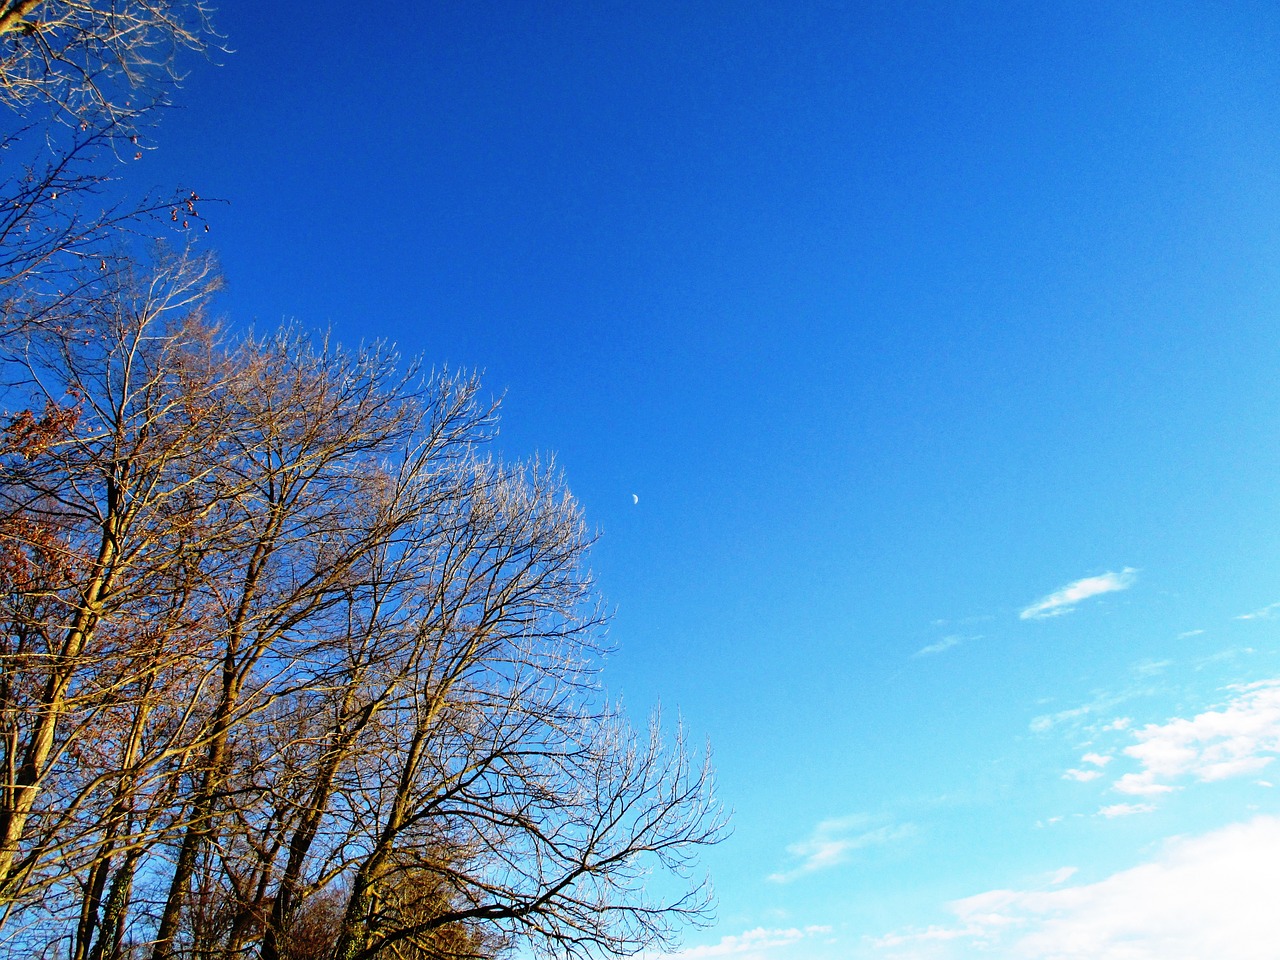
[144,2,1280,956]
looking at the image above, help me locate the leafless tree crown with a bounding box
[0,274,726,960]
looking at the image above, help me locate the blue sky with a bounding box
[141,2,1280,956]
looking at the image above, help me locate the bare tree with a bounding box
[0,246,224,949]
[146,330,495,960]
[1,289,727,960]
[0,22,231,938]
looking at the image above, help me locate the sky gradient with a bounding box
[136,2,1280,956]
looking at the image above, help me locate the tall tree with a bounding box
[0,248,224,951]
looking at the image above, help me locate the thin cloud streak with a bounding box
[1020,568,1137,620]
[1236,601,1280,621]
[768,816,913,883]
[913,635,964,658]
[1030,692,1132,734]
[1098,802,1155,818]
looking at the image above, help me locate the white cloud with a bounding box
[914,635,964,657]
[669,926,831,960]
[873,816,1280,959]
[1111,775,1175,797]
[1064,752,1113,781]
[1111,680,1280,797]
[1097,802,1155,818]
[768,816,912,883]
[1236,601,1280,621]
[1019,568,1137,620]
[1177,629,1204,639]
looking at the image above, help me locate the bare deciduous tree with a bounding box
[0,247,225,957]
[1,286,727,960]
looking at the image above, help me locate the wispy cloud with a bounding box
[914,635,966,657]
[1063,769,1101,782]
[1111,680,1280,797]
[1178,629,1205,639]
[872,817,1280,959]
[1098,802,1154,818]
[1236,602,1280,621]
[1045,866,1077,885]
[768,815,912,883]
[1134,659,1172,677]
[667,926,831,960]
[1019,568,1137,620]
[1030,693,1131,734]
[1195,647,1255,669]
